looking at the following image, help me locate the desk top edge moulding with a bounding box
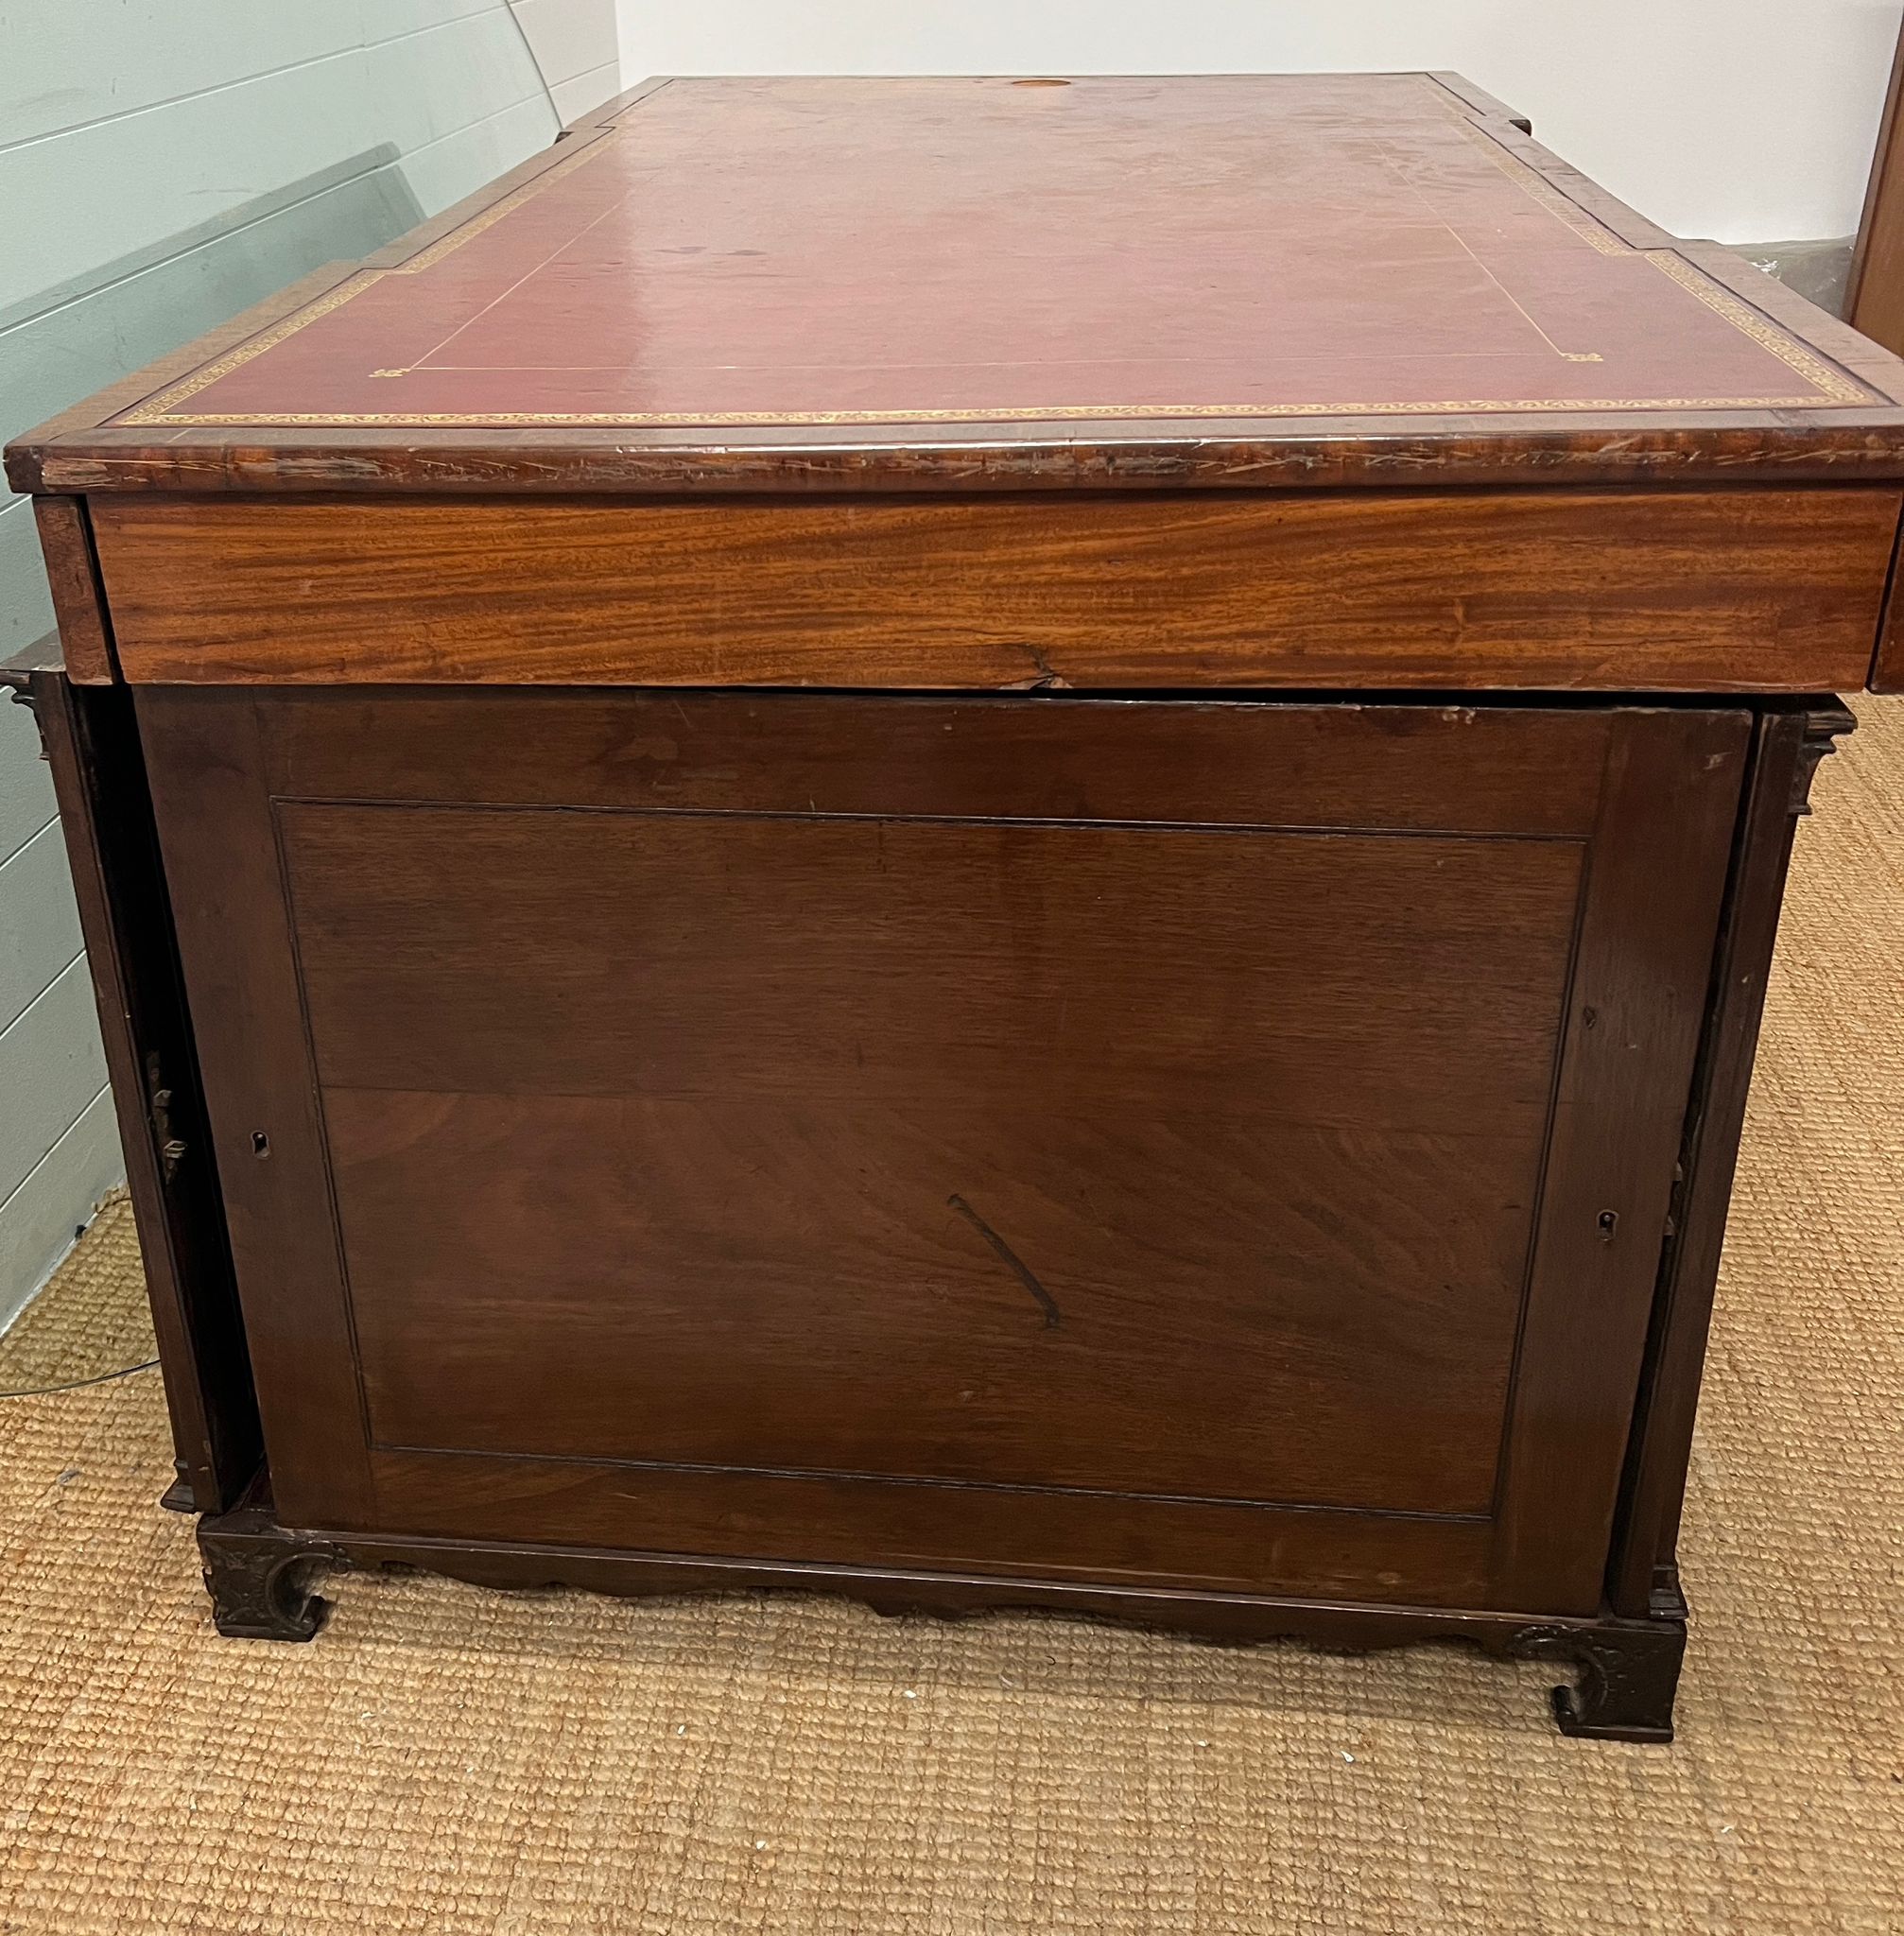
[3,75,1893,1746]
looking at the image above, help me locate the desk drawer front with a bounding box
[94,487,1898,692]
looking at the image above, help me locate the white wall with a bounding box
[615,0,1903,244]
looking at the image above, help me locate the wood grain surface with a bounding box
[254,687,1614,837]
[1872,543,1904,691]
[135,692,376,1527]
[133,687,1748,1616]
[1849,22,1904,358]
[28,498,114,684]
[91,488,1902,692]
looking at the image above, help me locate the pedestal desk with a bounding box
[10,76,1904,1742]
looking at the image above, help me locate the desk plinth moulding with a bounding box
[9,76,1901,1744]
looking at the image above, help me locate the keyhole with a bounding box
[251,1132,270,1158]
[1596,1209,1618,1240]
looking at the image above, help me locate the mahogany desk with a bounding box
[10,76,1904,1743]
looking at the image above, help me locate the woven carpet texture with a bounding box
[1,700,1900,1935]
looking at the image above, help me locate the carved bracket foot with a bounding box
[1513,1616,1687,1743]
[1791,700,1857,817]
[198,1505,341,1641]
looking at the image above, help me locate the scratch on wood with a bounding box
[947,1194,1062,1327]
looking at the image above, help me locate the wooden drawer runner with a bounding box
[94,488,1900,691]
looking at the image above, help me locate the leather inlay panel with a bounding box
[111,76,1875,431]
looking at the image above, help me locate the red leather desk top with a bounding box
[114,74,1878,431]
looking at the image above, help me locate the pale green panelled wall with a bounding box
[0,1,570,1322]
[512,0,622,122]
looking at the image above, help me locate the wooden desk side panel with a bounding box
[16,671,259,1510]
[1606,700,1855,1616]
[136,692,377,1527]
[132,688,1747,1620]
[1872,541,1904,690]
[29,499,117,685]
[91,489,1901,693]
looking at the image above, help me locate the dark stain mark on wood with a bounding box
[1021,643,1072,692]
[947,1193,1063,1328]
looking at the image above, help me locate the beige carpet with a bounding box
[0,1194,150,1396]
[3,703,1902,1936]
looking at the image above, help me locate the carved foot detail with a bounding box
[1514,1617,1687,1743]
[198,1508,338,1641]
